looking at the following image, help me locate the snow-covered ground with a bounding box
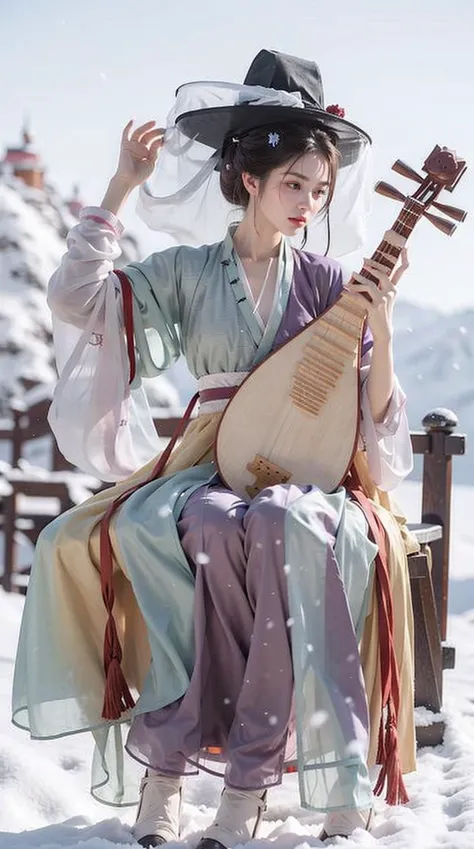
[0,480,473,847]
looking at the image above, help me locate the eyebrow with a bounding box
[286,171,330,186]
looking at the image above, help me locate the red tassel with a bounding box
[115,269,136,383]
[102,656,136,720]
[376,714,386,764]
[101,612,135,720]
[373,705,409,804]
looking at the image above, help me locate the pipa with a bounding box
[215,145,467,501]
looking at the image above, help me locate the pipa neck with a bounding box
[361,198,424,284]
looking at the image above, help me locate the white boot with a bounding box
[199,787,267,849]
[133,770,183,847]
[320,807,373,840]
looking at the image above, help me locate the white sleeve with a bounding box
[48,206,124,326]
[359,349,413,491]
[47,207,160,481]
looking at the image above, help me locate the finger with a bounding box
[131,120,156,141]
[361,266,397,297]
[361,260,391,290]
[147,137,165,160]
[121,119,134,144]
[123,140,150,157]
[140,128,165,147]
[343,283,371,304]
[350,273,384,296]
[392,248,409,286]
[345,279,383,306]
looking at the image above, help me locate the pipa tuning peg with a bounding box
[392,160,424,184]
[431,200,467,222]
[423,210,457,236]
[374,181,407,204]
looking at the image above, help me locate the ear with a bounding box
[241,171,260,197]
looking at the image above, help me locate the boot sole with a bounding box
[137,836,168,848]
[196,840,227,849]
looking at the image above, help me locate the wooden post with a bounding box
[2,492,16,593]
[409,550,443,711]
[420,408,462,642]
[10,400,27,467]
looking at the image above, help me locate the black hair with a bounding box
[219,123,340,211]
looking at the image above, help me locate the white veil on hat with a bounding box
[137,72,373,259]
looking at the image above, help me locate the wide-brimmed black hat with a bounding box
[175,49,371,167]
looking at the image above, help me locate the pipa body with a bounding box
[215,294,368,502]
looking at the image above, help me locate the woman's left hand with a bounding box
[344,248,409,342]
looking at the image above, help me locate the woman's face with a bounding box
[248,151,331,237]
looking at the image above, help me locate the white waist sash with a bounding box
[197,371,248,415]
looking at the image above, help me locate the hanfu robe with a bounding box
[12,208,417,813]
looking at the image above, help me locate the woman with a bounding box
[12,50,417,846]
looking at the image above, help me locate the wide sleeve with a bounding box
[359,348,413,491]
[122,251,183,382]
[48,206,182,378]
[48,206,124,326]
[47,207,182,481]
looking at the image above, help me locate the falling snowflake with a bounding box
[286,617,294,628]
[196,552,210,565]
[268,715,278,726]
[283,563,291,574]
[268,132,280,148]
[345,739,364,758]
[309,710,328,729]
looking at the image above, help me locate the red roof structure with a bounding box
[2,127,45,189]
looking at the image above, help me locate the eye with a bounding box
[313,187,328,198]
[287,181,301,191]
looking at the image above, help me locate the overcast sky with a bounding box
[1,0,473,312]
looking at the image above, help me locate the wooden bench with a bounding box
[0,402,466,750]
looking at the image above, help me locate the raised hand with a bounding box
[114,120,165,189]
[344,248,409,343]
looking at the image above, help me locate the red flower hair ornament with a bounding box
[326,104,345,118]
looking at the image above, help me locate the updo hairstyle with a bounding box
[219,123,340,210]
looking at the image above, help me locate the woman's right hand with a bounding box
[113,120,165,190]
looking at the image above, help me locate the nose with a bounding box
[298,196,311,212]
[298,190,315,213]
